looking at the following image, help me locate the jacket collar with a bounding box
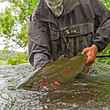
[38,0,80,24]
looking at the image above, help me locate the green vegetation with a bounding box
[0,0,39,64]
[0,0,110,65]
[0,0,39,47]
[0,49,28,65]
[102,0,110,9]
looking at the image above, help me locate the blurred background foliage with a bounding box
[0,0,39,64]
[0,0,39,47]
[0,0,110,65]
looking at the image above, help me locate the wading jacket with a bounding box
[28,0,110,69]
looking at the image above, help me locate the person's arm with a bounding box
[92,0,110,51]
[82,0,110,65]
[28,9,50,70]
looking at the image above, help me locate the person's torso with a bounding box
[47,1,95,60]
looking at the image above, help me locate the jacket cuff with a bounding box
[34,53,49,70]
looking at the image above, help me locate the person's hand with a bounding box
[82,44,98,66]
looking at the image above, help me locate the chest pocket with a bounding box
[62,23,94,36]
[49,22,94,59]
[49,23,60,41]
[60,23,94,56]
[49,23,62,60]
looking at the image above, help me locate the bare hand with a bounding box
[82,44,98,66]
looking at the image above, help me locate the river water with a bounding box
[0,62,110,110]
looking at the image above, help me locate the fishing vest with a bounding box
[49,23,94,60]
[48,0,94,60]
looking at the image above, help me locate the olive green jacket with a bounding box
[28,0,110,69]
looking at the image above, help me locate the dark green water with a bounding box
[0,63,110,110]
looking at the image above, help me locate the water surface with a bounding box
[0,63,110,110]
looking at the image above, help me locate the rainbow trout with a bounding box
[17,55,85,90]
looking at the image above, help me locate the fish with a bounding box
[17,55,85,90]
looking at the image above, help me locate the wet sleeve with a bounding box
[91,0,110,51]
[28,12,50,69]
